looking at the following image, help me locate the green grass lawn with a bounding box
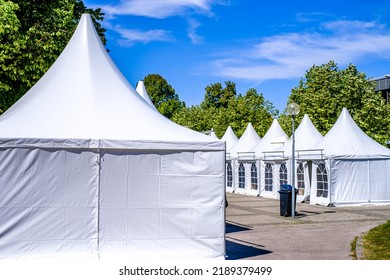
[361,220,390,260]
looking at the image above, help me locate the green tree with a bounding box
[201,81,236,109]
[0,0,105,114]
[282,61,390,145]
[172,86,277,138]
[143,74,185,119]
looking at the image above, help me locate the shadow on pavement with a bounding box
[226,221,252,234]
[225,239,272,260]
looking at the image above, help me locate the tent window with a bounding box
[316,163,328,197]
[227,162,233,188]
[279,163,288,186]
[251,163,258,190]
[297,163,305,196]
[238,163,245,189]
[265,163,273,191]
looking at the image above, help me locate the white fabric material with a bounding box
[0,15,218,150]
[309,110,390,205]
[254,119,287,158]
[99,150,225,258]
[313,108,390,159]
[135,80,157,110]
[221,126,238,152]
[278,115,323,202]
[229,123,261,158]
[0,15,225,259]
[282,114,323,157]
[310,159,390,206]
[209,129,219,140]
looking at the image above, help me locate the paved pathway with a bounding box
[225,192,390,260]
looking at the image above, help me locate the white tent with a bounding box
[253,119,288,198]
[228,123,261,194]
[281,114,323,202]
[221,126,238,152]
[221,126,238,192]
[309,108,390,206]
[0,14,225,259]
[135,80,157,110]
[209,129,219,140]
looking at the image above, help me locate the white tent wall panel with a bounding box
[329,159,390,205]
[225,160,235,193]
[0,148,98,258]
[309,160,332,206]
[245,160,261,196]
[297,160,313,203]
[369,159,390,203]
[231,159,243,194]
[259,160,290,199]
[98,149,225,258]
[0,148,225,259]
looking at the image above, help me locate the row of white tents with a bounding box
[0,15,225,259]
[218,109,390,206]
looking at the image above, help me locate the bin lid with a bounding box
[279,184,297,193]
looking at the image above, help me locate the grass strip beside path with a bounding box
[362,220,390,260]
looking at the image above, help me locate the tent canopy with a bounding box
[135,80,157,110]
[254,119,287,157]
[313,108,390,159]
[0,15,221,151]
[221,126,238,152]
[282,114,324,157]
[228,123,261,158]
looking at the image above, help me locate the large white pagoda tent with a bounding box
[0,15,225,259]
[309,108,390,206]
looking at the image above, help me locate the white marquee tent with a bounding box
[221,126,238,152]
[209,129,219,140]
[227,123,261,194]
[309,108,390,206]
[0,14,225,259]
[221,126,238,192]
[253,119,288,198]
[281,114,323,202]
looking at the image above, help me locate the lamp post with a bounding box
[286,102,300,219]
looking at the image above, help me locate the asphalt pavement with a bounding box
[225,192,390,260]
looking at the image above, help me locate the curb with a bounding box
[355,233,365,260]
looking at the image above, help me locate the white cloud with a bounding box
[87,0,228,45]
[114,26,173,46]
[98,0,215,19]
[187,19,204,44]
[206,20,390,82]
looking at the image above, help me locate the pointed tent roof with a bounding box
[254,119,288,157]
[209,129,219,140]
[135,80,157,110]
[221,126,238,152]
[282,114,323,157]
[229,123,261,158]
[313,108,390,159]
[0,14,221,150]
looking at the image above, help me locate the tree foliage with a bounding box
[143,74,185,119]
[0,0,105,114]
[172,82,278,138]
[281,61,390,145]
[201,81,236,109]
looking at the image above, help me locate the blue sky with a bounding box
[84,0,390,112]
